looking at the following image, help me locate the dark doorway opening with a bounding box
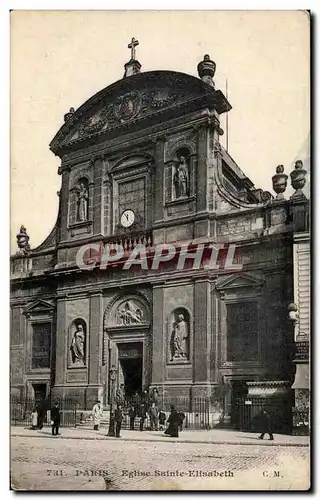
[230,380,248,429]
[32,383,47,405]
[119,358,142,396]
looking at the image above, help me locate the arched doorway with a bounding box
[102,294,151,406]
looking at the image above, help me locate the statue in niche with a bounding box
[173,156,189,199]
[70,322,86,365]
[116,301,144,325]
[76,182,89,222]
[170,313,189,361]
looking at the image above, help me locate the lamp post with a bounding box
[107,366,117,437]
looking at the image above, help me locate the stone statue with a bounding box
[70,323,85,365]
[174,156,189,199]
[76,182,89,222]
[170,313,189,360]
[177,314,189,359]
[16,225,30,254]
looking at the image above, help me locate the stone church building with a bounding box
[11,40,309,430]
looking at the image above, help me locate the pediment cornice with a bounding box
[50,71,231,156]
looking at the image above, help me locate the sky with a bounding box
[10,10,310,249]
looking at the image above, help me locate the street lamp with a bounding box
[107,365,117,437]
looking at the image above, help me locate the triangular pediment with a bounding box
[24,300,55,315]
[50,71,231,156]
[216,272,265,290]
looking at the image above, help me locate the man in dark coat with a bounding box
[128,406,136,430]
[37,400,47,430]
[149,403,158,431]
[114,404,123,438]
[139,403,147,432]
[258,409,274,440]
[164,405,180,437]
[178,411,185,432]
[51,401,61,436]
[158,410,166,431]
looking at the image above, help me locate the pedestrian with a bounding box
[149,402,158,431]
[139,403,147,431]
[128,406,136,430]
[158,410,166,431]
[178,411,185,432]
[50,401,61,436]
[92,400,102,430]
[37,400,46,430]
[114,404,123,438]
[164,405,180,437]
[31,408,38,430]
[258,409,274,441]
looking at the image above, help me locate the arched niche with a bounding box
[69,175,93,226]
[167,307,192,363]
[164,141,196,203]
[68,317,87,368]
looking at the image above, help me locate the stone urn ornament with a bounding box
[272,165,288,199]
[197,54,216,87]
[290,160,307,198]
[16,225,30,254]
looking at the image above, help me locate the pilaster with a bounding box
[193,279,211,386]
[154,136,166,222]
[88,292,103,386]
[54,298,68,386]
[58,166,71,242]
[151,285,165,385]
[92,156,104,235]
[196,124,208,213]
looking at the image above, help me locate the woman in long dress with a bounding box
[164,405,180,437]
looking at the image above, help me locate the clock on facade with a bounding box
[120,209,135,228]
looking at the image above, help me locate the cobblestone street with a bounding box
[11,428,310,491]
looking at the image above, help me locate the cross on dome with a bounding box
[128,37,139,60]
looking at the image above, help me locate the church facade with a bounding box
[10,42,309,428]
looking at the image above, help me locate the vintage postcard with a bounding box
[10,10,310,491]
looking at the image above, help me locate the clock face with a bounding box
[120,209,135,228]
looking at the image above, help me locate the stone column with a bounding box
[52,298,67,399]
[87,292,103,407]
[58,166,71,243]
[154,136,166,222]
[192,279,211,400]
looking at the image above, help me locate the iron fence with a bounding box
[239,396,293,434]
[10,397,79,428]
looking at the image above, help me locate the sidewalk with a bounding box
[11,425,309,447]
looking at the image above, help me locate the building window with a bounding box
[32,323,51,369]
[118,178,146,228]
[226,302,258,361]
